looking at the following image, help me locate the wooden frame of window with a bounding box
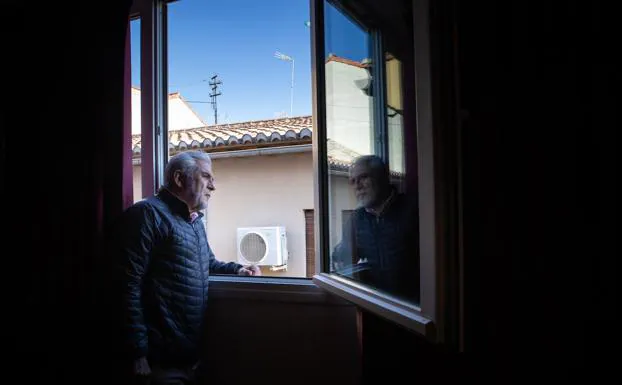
[311,0,462,347]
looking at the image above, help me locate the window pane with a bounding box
[325,3,419,304]
[324,1,374,268]
[130,18,142,203]
[386,53,406,193]
[164,0,313,278]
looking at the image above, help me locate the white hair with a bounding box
[162,150,212,190]
[352,155,390,185]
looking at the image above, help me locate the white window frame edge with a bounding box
[132,0,155,198]
[412,0,440,339]
[208,276,355,306]
[313,274,434,337]
[134,0,168,198]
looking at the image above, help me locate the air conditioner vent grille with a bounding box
[239,232,267,263]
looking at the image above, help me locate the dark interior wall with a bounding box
[0,1,615,384]
[457,0,615,381]
[1,3,361,385]
[356,0,464,383]
[2,2,131,384]
[204,291,360,385]
[357,0,615,383]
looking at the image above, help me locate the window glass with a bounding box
[324,1,419,303]
[162,0,313,278]
[385,53,406,193]
[130,18,142,202]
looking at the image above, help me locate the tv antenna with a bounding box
[209,74,222,124]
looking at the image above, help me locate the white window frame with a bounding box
[131,0,169,198]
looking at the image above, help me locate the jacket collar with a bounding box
[365,188,397,217]
[157,188,204,222]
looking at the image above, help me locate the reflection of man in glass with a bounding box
[331,155,419,302]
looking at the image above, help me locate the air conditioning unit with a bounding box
[237,226,288,266]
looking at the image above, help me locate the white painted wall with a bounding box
[131,88,206,135]
[388,112,405,173]
[131,88,141,135]
[132,165,141,203]
[386,57,406,174]
[207,152,314,277]
[329,174,358,252]
[325,61,374,157]
[325,60,405,174]
[132,152,357,277]
[167,94,206,130]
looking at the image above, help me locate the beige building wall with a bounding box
[207,152,314,278]
[325,61,374,157]
[329,174,358,253]
[132,165,143,203]
[131,88,205,135]
[325,60,405,174]
[131,151,357,278]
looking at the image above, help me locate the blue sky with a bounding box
[324,2,369,62]
[131,0,367,125]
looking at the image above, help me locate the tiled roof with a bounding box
[327,138,362,170]
[325,140,403,177]
[326,54,371,68]
[131,115,373,171]
[131,116,313,156]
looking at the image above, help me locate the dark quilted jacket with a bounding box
[331,190,420,303]
[113,189,242,365]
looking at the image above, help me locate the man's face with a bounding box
[183,160,215,212]
[349,163,379,208]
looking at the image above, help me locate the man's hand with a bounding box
[238,264,261,276]
[133,356,151,377]
[332,261,345,271]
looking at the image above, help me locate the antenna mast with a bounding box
[209,74,222,124]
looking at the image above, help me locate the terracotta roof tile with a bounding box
[132,116,313,156]
[326,55,371,68]
[130,115,386,172]
[326,138,362,170]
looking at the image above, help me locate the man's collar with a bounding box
[158,188,203,222]
[366,189,397,217]
[189,211,203,223]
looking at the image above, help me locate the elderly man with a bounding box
[112,150,260,384]
[331,155,419,302]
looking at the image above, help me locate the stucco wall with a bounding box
[132,151,357,277]
[207,152,314,277]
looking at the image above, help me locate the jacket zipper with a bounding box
[192,221,206,314]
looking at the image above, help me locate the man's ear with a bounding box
[173,170,185,188]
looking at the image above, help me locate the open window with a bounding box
[128,0,316,279]
[310,0,461,344]
[127,0,461,345]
